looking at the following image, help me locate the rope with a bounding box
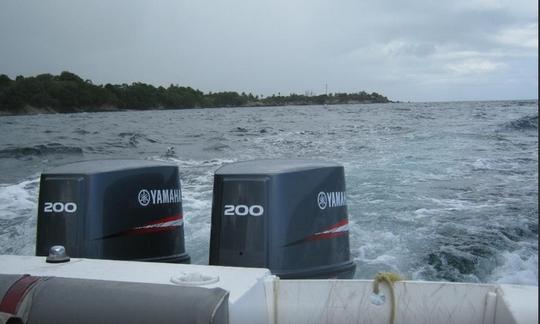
[372,272,402,324]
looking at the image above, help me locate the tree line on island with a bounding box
[0,71,390,114]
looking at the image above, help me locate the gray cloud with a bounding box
[0,0,537,101]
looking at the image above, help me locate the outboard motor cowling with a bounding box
[209,159,356,279]
[36,159,190,263]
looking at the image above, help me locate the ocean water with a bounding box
[0,101,537,285]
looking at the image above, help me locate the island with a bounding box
[0,72,390,115]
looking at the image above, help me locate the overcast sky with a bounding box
[0,0,537,101]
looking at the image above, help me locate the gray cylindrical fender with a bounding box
[0,275,229,324]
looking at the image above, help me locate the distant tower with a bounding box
[324,83,328,107]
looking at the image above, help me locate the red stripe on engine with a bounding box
[138,214,182,226]
[305,219,349,242]
[306,231,347,241]
[0,275,41,314]
[126,213,183,235]
[322,218,349,231]
[101,214,183,239]
[284,218,350,247]
[126,225,178,235]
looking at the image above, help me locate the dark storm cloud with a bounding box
[0,0,537,101]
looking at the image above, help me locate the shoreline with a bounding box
[0,101,392,117]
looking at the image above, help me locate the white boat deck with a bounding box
[0,255,537,324]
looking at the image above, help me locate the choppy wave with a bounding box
[203,143,231,151]
[500,115,538,131]
[0,178,39,255]
[489,250,538,285]
[118,132,158,147]
[0,143,83,158]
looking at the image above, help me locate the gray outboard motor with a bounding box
[209,159,356,279]
[36,159,190,263]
